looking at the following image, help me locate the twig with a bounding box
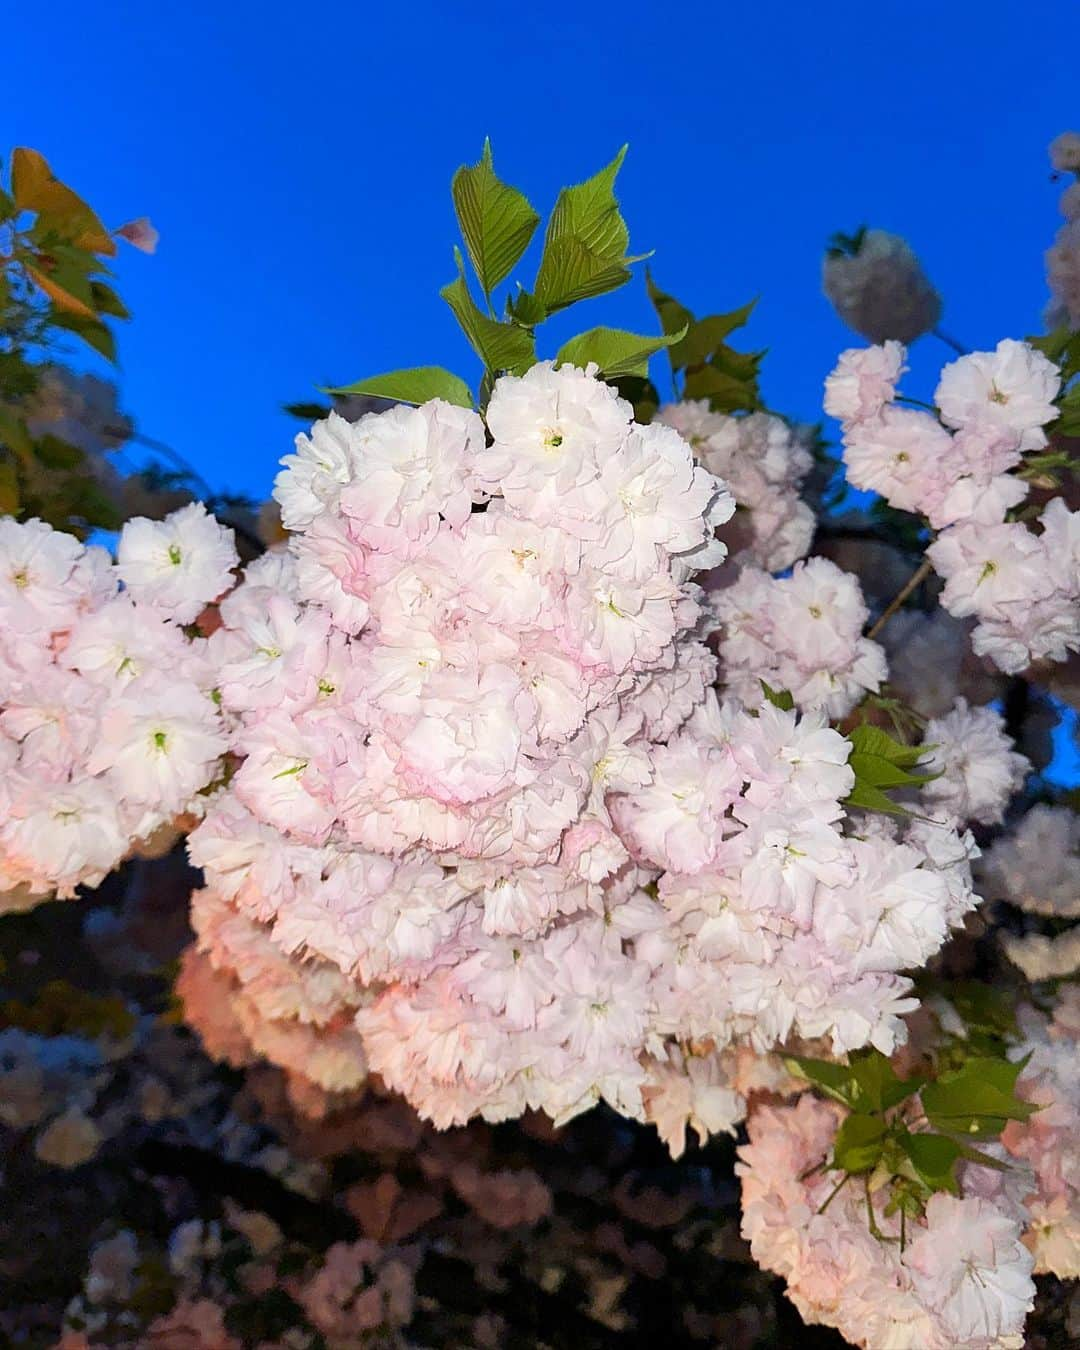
[932,326,970,357]
[866,558,933,640]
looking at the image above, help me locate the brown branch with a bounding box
[866,558,934,641]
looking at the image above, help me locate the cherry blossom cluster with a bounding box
[654,403,815,571]
[188,363,735,1128]
[0,506,235,908]
[710,557,887,718]
[1002,987,1080,1279]
[921,698,1030,827]
[827,337,1080,674]
[979,804,1080,980]
[1046,131,1080,329]
[822,228,943,344]
[737,1091,1036,1349]
[181,363,987,1143]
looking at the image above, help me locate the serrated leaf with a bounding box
[452,140,540,299]
[555,324,686,381]
[534,147,642,314]
[921,1057,1038,1140]
[324,366,473,409]
[441,252,535,376]
[646,272,695,347]
[506,288,547,327]
[848,1051,922,1113]
[832,1113,886,1174]
[674,301,758,369]
[847,724,930,770]
[760,680,795,712]
[900,1132,961,1194]
[842,779,912,817]
[848,752,928,790]
[785,1055,859,1108]
[681,363,758,411]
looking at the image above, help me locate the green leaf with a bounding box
[506,288,547,327]
[785,1055,859,1108]
[848,1051,922,1113]
[843,724,938,818]
[533,147,645,314]
[441,251,535,377]
[555,324,686,381]
[760,680,795,712]
[899,1132,962,1194]
[452,140,540,299]
[646,271,695,347]
[324,366,473,409]
[673,300,758,370]
[611,375,660,424]
[832,1113,887,1174]
[89,280,130,319]
[847,724,930,770]
[681,363,759,411]
[921,1057,1038,1140]
[49,310,117,361]
[843,779,914,817]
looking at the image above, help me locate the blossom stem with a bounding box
[817,1171,851,1215]
[866,558,934,640]
[932,326,970,357]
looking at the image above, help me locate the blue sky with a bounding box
[6,2,1080,500]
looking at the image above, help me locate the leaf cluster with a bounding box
[325,143,756,419]
[842,721,939,817]
[787,1046,1037,1235]
[1,148,140,531]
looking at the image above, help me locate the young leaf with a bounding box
[646,271,695,349]
[848,1051,922,1113]
[681,363,759,411]
[899,1132,962,1195]
[555,325,686,381]
[441,254,535,377]
[843,723,938,817]
[673,300,758,370]
[785,1055,858,1108]
[452,141,540,300]
[759,680,795,712]
[324,367,473,409]
[506,288,547,327]
[832,1113,887,1174]
[533,147,645,314]
[920,1057,1038,1140]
